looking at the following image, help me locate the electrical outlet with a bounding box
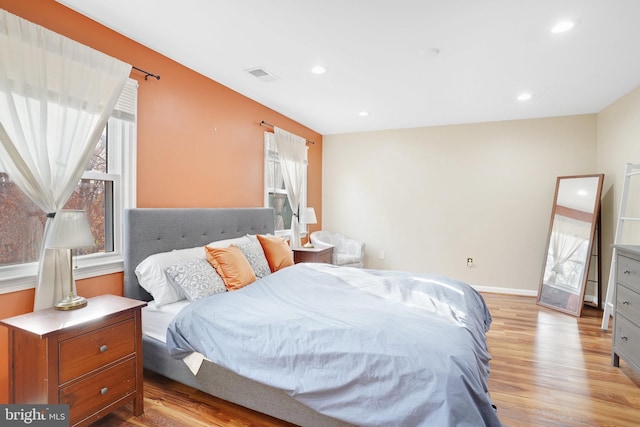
[379,250,385,260]
[467,257,474,267]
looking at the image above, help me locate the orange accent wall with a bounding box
[0,0,323,403]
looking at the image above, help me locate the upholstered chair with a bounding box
[310,231,365,268]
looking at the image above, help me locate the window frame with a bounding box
[0,79,137,294]
[263,132,309,238]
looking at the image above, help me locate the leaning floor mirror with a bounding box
[537,174,604,317]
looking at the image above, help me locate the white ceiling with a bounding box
[57,0,640,135]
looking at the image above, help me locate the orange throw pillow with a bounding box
[257,235,294,272]
[205,246,256,290]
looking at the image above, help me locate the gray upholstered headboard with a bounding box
[123,207,275,301]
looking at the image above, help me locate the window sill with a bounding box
[274,230,309,238]
[0,255,124,295]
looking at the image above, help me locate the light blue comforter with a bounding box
[166,263,501,426]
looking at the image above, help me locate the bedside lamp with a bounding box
[301,207,317,248]
[45,210,94,310]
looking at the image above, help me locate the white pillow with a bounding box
[135,246,205,307]
[135,237,251,307]
[207,236,250,248]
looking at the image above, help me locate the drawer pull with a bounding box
[622,301,630,305]
[99,345,108,353]
[621,336,628,342]
[100,387,109,395]
[623,270,631,275]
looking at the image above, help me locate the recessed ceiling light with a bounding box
[311,65,328,75]
[551,20,578,34]
[419,48,440,58]
[359,111,370,117]
[517,93,532,101]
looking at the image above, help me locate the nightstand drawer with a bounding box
[617,255,640,291]
[616,284,640,324]
[313,250,332,263]
[60,357,136,425]
[59,319,135,384]
[293,246,333,264]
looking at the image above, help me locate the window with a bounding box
[0,79,137,292]
[263,132,308,236]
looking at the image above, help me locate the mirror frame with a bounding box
[536,174,604,317]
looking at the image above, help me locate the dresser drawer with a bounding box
[617,255,640,291]
[616,284,640,324]
[59,319,135,384]
[613,314,640,369]
[60,357,136,425]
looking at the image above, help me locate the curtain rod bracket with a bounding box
[260,120,315,144]
[132,66,160,81]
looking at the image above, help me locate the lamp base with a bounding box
[55,295,88,311]
[303,241,314,248]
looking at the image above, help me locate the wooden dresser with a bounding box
[612,245,640,375]
[293,246,334,264]
[0,294,147,427]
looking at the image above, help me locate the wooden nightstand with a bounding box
[293,246,334,264]
[0,294,147,427]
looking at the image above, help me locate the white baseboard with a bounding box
[473,285,537,297]
[473,286,608,310]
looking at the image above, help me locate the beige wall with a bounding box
[596,85,640,306]
[323,115,598,295]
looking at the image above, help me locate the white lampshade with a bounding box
[301,207,317,225]
[45,210,95,249]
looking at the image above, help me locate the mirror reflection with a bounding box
[537,175,604,316]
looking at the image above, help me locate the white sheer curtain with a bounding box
[265,132,286,230]
[274,127,307,248]
[545,214,591,292]
[0,10,131,310]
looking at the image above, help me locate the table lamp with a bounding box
[45,210,95,310]
[301,207,317,248]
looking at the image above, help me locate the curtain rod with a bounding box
[260,120,315,144]
[132,66,160,81]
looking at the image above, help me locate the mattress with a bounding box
[142,299,189,343]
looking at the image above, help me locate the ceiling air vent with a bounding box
[246,67,280,82]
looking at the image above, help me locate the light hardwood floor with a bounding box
[484,293,640,427]
[95,293,640,426]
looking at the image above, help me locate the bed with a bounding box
[123,207,501,427]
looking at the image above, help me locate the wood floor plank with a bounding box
[94,293,640,426]
[484,293,640,427]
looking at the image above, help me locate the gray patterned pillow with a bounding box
[235,237,271,278]
[165,258,226,301]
